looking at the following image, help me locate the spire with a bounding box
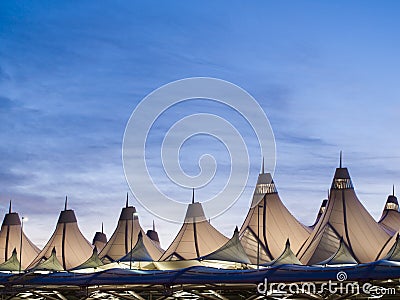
[262,157,265,174]
[64,196,68,211]
[9,200,11,214]
[192,188,195,204]
[126,192,129,208]
[101,222,104,234]
[393,185,395,197]
[152,220,155,231]
[339,151,343,168]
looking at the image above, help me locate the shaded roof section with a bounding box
[0,248,20,271]
[297,164,391,264]
[200,227,250,264]
[239,170,310,264]
[119,232,153,262]
[264,240,302,266]
[310,199,328,229]
[379,188,400,235]
[316,238,358,265]
[99,196,163,262]
[160,192,228,261]
[382,233,400,261]
[146,220,161,248]
[73,248,104,270]
[92,223,107,252]
[31,247,64,272]
[0,201,40,270]
[27,199,93,270]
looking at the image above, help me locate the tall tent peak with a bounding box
[385,186,399,211]
[184,202,207,223]
[332,167,353,190]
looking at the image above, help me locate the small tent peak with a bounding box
[285,238,290,248]
[234,226,239,233]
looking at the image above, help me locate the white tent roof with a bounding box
[264,239,302,266]
[379,190,400,235]
[99,197,163,262]
[0,202,40,270]
[201,227,250,264]
[316,238,358,265]
[239,171,310,264]
[28,199,93,270]
[160,193,228,261]
[297,165,392,264]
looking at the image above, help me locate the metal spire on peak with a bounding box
[64,196,68,211]
[393,185,396,197]
[152,220,155,231]
[101,222,104,233]
[126,192,129,208]
[339,151,343,168]
[262,157,265,174]
[192,188,195,204]
[9,200,11,214]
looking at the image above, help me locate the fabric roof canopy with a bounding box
[379,190,400,235]
[0,202,39,270]
[99,197,163,262]
[73,248,104,270]
[264,240,302,266]
[160,193,228,261]
[316,238,358,265]
[119,231,153,262]
[200,227,250,264]
[31,247,64,272]
[28,199,93,270]
[297,165,391,264]
[0,248,20,271]
[239,170,310,264]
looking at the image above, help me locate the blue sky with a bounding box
[1,1,400,248]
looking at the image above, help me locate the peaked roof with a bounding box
[160,193,228,261]
[200,227,251,264]
[382,233,400,261]
[28,200,93,270]
[99,197,163,262]
[146,220,161,248]
[239,170,310,264]
[73,248,104,270]
[0,248,20,271]
[297,164,392,264]
[0,202,40,270]
[264,240,302,266]
[119,232,153,262]
[92,223,107,252]
[379,189,400,235]
[31,247,64,272]
[316,238,358,265]
[310,199,328,229]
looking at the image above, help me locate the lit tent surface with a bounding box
[310,199,328,229]
[0,201,39,270]
[92,223,107,252]
[297,158,392,265]
[27,198,93,270]
[200,227,251,264]
[160,191,228,261]
[263,239,302,266]
[239,166,310,264]
[316,237,358,265]
[379,187,400,235]
[98,196,163,262]
[383,233,400,261]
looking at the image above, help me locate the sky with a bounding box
[1,1,400,248]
